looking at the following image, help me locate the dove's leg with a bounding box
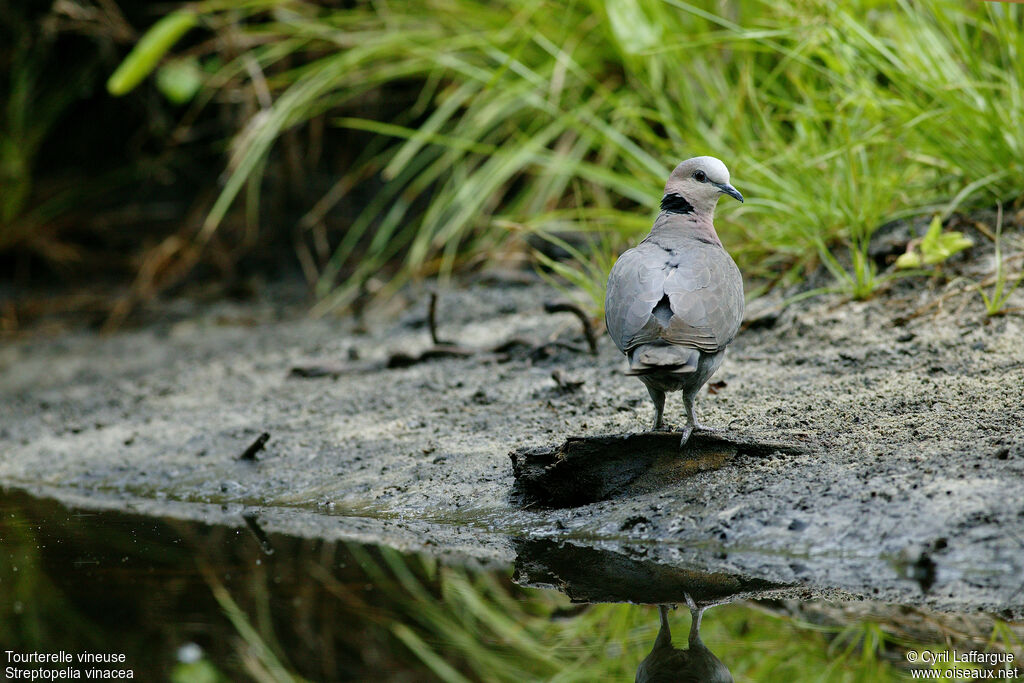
[683,389,719,434]
[679,391,698,446]
[646,385,666,430]
[684,593,705,647]
[688,351,727,435]
[654,605,673,649]
[683,391,700,429]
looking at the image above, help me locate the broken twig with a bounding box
[551,369,584,393]
[238,432,270,461]
[544,302,598,355]
[387,346,476,368]
[289,363,347,379]
[294,292,601,376]
[428,291,450,345]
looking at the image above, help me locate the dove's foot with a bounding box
[678,424,693,447]
[693,423,722,434]
[684,592,730,611]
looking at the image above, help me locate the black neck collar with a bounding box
[660,193,694,214]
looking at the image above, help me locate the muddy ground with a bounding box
[2,222,1023,617]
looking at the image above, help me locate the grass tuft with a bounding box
[109,0,1024,310]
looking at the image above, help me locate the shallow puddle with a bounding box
[1,488,1021,682]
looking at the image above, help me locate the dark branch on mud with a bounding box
[289,363,348,379]
[238,432,270,461]
[386,345,476,368]
[428,291,450,346]
[511,431,810,508]
[544,301,598,355]
[291,292,599,376]
[551,369,584,393]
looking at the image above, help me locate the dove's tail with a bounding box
[625,343,699,376]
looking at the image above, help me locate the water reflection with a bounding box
[636,601,732,683]
[512,537,788,604]
[513,538,767,681]
[2,488,1021,682]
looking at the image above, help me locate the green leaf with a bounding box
[107,11,198,96]
[931,231,974,263]
[156,58,203,105]
[920,215,974,265]
[894,250,921,269]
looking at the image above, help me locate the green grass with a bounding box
[111,0,1023,310]
[979,204,1024,316]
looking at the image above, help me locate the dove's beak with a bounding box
[714,182,744,203]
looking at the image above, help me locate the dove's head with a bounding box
[661,156,743,216]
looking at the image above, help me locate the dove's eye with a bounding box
[693,170,707,182]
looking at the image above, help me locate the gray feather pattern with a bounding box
[605,233,743,357]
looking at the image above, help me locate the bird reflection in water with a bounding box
[636,594,733,683]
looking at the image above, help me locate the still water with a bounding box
[1,488,1020,682]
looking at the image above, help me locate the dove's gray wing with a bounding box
[605,238,743,355]
[662,242,744,352]
[605,245,666,354]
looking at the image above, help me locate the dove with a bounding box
[605,156,744,445]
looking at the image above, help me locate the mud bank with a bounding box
[2,266,1023,616]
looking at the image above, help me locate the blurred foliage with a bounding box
[106,10,198,96]
[4,0,1023,320]
[0,1,297,331]
[104,0,1024,310]
[0,0,231,319]
[0,3,111,259]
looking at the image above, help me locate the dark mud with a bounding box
[2,251,1024,617]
